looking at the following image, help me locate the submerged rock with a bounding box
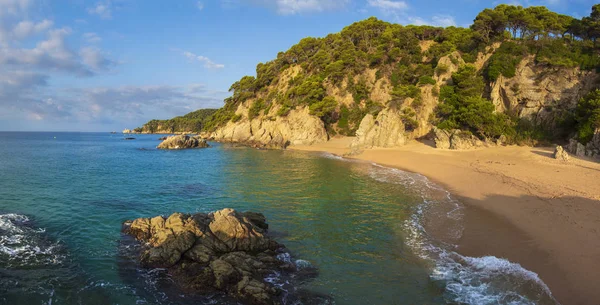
[554,146,569,161]
[122,208,319,305]
[157,135,209,150]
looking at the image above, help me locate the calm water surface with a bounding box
[0,132,557,305]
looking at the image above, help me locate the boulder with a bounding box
[351,108,407,153]
[431,127,487,150]
[576,142,587,157]
[554,146,569,161]
[432,127,451,149]
[157,135,209,150]
[122,208,317,305]
[566,135,600,160]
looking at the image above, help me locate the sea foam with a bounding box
[366,163,559,305]
[0,213,63,267]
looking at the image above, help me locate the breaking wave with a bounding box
[367,163,559,305]
[0,213,64,268]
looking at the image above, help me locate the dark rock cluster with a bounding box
[122,208,317,305]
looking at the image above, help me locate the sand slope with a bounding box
[291,138,600,305]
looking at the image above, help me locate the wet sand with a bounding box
[291,138,600,305]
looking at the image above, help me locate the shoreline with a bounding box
[290,137,600,305]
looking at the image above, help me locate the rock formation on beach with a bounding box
[554,145,570,161]
[122,208,317,305]
[157,135,209,150]
[566,130,600,159]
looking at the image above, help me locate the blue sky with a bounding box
[0,0,596,131]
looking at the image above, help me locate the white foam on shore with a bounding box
[365,163,559,305]
[319,152,346,161]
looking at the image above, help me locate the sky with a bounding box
[0,0,596,131]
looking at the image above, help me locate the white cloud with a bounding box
[80,47,115,70]
[367,0,408,11]
[0,0,32,16]
[409,15,457,27]
[183,51,224,69]
[221,0,349,15]
[83,32,101,43]
[431,15,456,27]
[273,0,349,14]
[197,1,204,10]
[88,1,112,19]
[12,19,53,39]
[0,0,120,126]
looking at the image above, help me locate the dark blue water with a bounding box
[0,132,558,305]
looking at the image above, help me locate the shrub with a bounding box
[436,66,514,139]
[418,75,436,86]
[486,41,527,81]
[248,99,265,120]
[401,107,419,131]
[575,89,600,144]
[309,96,338,123]
[435,64,449,76]
[277,105,292,117]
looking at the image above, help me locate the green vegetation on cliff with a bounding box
[137,109,217,133]
[145,4,600,144]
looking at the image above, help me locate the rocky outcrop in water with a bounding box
[157,135,209,150]
[122,208,318,305]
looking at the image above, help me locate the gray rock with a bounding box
[432,127,487,150]
[576,142,587,157]
[432,127,451,149]
[554,146,569,161]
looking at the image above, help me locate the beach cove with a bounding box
[292,137,600,305]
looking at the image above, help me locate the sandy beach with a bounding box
[291,137,600,305]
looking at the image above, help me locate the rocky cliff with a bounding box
[489,56,599,126]
[147,13,600,153]
[210,106,328,149]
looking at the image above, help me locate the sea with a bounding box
[0,132,559,305]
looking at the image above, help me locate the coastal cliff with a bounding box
[489,56,599,126]
[139,5,600,156]
[210,106,328,148]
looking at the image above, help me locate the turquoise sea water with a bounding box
[0,132,558,305]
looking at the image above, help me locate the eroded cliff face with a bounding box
[351,108,407,152]
[210,106,328,148]
[490,56,599,125]
[350,52,463,151]
[211,50,598,151]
